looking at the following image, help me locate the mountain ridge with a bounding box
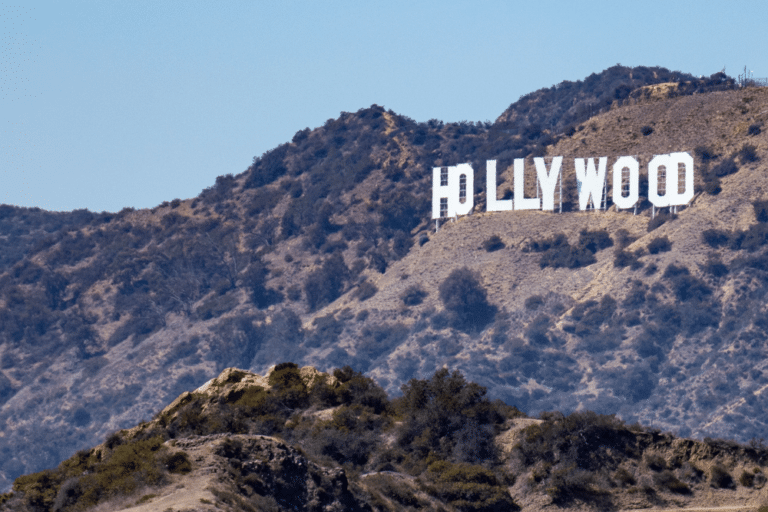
[0,65,763,493]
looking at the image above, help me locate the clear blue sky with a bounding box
[2,0,766,213]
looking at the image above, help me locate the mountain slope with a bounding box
[0,66,761,493]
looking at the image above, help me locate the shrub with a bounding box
[481,235,505,252]
[426,460,519,511]
[524,295,545,310]
[739,144,759,163]
[702,258,728,277]
[710,464,734,488]
[645,453,666,471]
[754,200,768,223]
[614,467,636,486]
[712,156,738,177]
[355,280,377,301]
[304,254,350,310]
[613,248,642,270]
[529,233,597,269]
[647,236,672,254]
[578,229,613,253]
[438,267,496,332]
[740,469,755,487]
[401,285,428,306]
[614,228,636,249]
[704,177,722,195]
[641,125,654,136]
[165,451,192,474]
[702,228,731,247]
[653,470,690,494]
[748,123,762,136]
[695,145,716,162]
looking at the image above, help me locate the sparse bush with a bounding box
[354,280,377,301]
[641,125,654,136]
[645,453,667,471]
[438,267,496,332]
[740,469,755,487]
[748,123,762,136]
[704,176,722,195]
[712,156,738,177]
[695,145,716,162]
[401,284,428,306]
[304,253,349,310]
[647,236,672,254]
[739,144,759,163]
[702,257,728,277]
[165,451,192,474]
[426,459,519,511]
[710,464,734,488]
[482,235,505,252]
[524,295,545,310]
[653,470,690,494]
[578,229,613,253]
[702,228,731,247]
[614,467,636,486]
[528,233,597,269]
[613,248,642,270]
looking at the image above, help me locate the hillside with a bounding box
[0,65,760,492]
[4,364,768,512]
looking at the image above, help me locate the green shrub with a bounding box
[426,460,519,511]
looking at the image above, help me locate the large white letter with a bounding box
[514,158,540,210]
[669,152,695,206]
[451,163,474,216]
[432,164,474,218]
[534,156,562,211]
[486,160,512,212]
[574,157,607,210]
[648,154,670,207]
[432,166,448,219]
[612,156,639,209]
[648,152,695,207]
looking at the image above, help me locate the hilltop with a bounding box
[0,64,763,492]
[4,364,768,511]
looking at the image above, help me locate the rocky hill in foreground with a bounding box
[4,364,768,512]
[0,65,763,491]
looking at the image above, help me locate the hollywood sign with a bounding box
[432,152,694,218]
